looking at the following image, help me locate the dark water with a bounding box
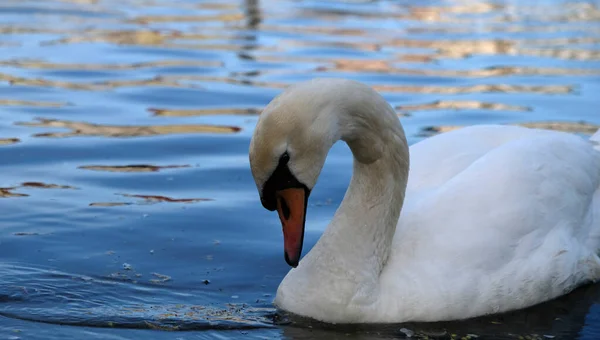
[1,0,600,339]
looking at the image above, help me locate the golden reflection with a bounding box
[404,2,501,22]
[397,54,435,63]
[149,107,260,117]
[521,49,600,61]
[421,122,600,137]
[260,25,366,37]
[371,84,573,95]
[0,73,190,91]
[317,59,600,77]
[41,28,259,51]
[0,99,67,107]
[130,13,245,24]
[390,38,516,59]
[16,118,241,138]
[396,100,531,114]
[0,26,65,34]
[169,75,573,94]
[45,30,185,46]
[79,164,190,172]
[0,59,223,70]
[0,138,20,145]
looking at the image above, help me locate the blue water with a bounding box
[1,0,600,339]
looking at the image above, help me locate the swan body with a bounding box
[248,78,600,324]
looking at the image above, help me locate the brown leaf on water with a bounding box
[120,194,213,204]
[16,118,240,138]
[0,188,28,198]
[21,181,78,189]
[79,164,190,172]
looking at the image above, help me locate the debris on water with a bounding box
[150,249,154,254]
[150,272,171,284]
[106,250,115,255]
[122,263,132,270]
[421,329,446,337]
[144,321,180,331]
[399,328,414,337]
[214,240,221,245]
[21,181,77,190]
[202,279,210,285]
[13,232,39,236]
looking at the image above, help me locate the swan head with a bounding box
[249,79,342,267]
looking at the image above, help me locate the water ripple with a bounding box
[1,0,599,339]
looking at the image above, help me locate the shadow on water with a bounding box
[1,0,600,339]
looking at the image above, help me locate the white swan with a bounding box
[248,78,600,324]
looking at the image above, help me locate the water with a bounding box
[1,0,600,338]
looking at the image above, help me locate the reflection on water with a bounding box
[118,193,212,204]
[396,100,532,114]
[149,107,261,117]
[0,59,223,70]
[1,0,600,339]
[0,138,19,145]
[421,121,600,137]
[17,118,241,138]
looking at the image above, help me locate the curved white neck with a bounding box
[304,85,409,280]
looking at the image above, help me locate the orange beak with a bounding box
[275,188,307,267]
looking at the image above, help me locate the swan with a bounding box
[248,78,600,324]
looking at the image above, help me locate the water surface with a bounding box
[1,0,600,339]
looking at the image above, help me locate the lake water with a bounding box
[1,0,600,339]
